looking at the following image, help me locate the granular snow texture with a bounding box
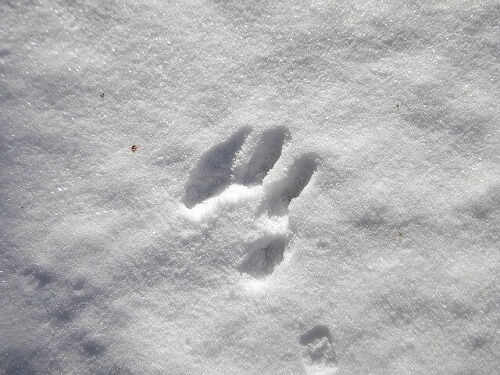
[1,1,499,374]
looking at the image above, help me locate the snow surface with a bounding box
[1,0,500,374]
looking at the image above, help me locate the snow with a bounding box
[1,0,499,374]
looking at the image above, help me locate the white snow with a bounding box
[1,0,499,374]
